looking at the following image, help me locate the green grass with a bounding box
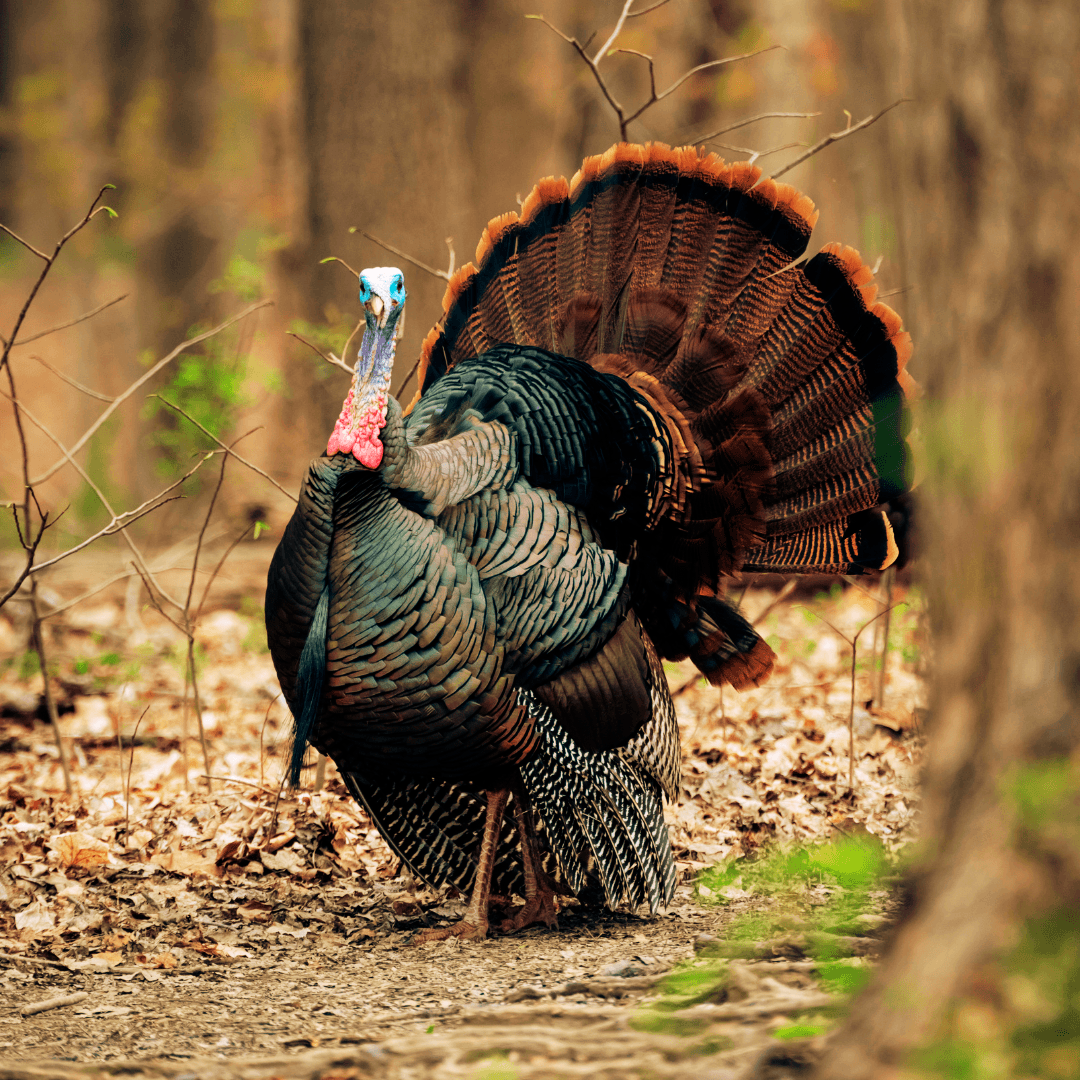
[635,838,893,1044]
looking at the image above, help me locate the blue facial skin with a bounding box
[358,268,406,334]
[353,267,406,388]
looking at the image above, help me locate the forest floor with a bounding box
[0,543,927,1079]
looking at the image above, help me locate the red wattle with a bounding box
[327,388,388,470]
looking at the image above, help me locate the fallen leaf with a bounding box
[50,832,110,869]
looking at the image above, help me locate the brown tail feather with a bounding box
[411,141,916,680]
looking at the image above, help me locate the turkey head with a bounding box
[326,266,406,468]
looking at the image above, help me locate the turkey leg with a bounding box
[410,788,508,943]
[499,785,559,934]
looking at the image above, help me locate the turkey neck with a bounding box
[326,317,398,468]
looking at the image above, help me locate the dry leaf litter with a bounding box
[0,547,926,1077]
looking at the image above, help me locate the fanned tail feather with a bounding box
[411,141,916,688]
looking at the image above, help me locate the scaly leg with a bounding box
[499,786,559,934]
[410,788,508,944]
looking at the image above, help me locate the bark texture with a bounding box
[817,1,1080,1076]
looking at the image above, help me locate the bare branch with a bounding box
[13,294,128,347]
[35,565,194,620]
[771,99,909,179]
[184,435,247,615]
[593,0,636,65]
[319,254,362,279]
[29,579,73,794]
[0,505,47,609]
[29,496,185,573]
[613,48,657,99]
[30,354,114,402]
[529,15,628,134]
[286,331,354,377]
[353,230,451,282]
[529,9,779,142]
[695,111,820,143]
[708,141,804,166]
[0,223,48,261]
[394,357,425,401]
[194,523,252,625]
[621,45,782,129]
[3,390,197,605]
[30,299,273,486]
[338,318,365,375]
[153,396,298,504]
[627,0,674,16]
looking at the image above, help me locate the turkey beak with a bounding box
[366,294,386,328]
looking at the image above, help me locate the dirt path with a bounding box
[2,890,842,1079]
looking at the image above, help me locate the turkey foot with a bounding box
[408,788,508,945]
[498,875,558,934]
[410,917,487,944]
[498,787,559,934]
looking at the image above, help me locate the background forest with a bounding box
[0,0,909,537]
[2,2,1079,1079]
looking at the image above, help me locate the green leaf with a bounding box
[253,520,268,540]
[773,1023,828,1040]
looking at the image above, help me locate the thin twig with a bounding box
[13,294,128,347]
[695,111,819,142]
[337,318,365,375]
[802,603,895,792]
[528,4,778,142]
[153,398,298,503]
[29,579,73,795]
[353,230,451,282]
[203,775,285,798]
[627,0,674,16]
[180,440,246,793]
[30,354,114,401]
[394,357,424,401]
[752,580,797,625]
[319,254,362,279]
[187,637,211,791]
[0,186,115,377]
[260,696,280,792]
[30,299,272,485]
[593,0,636,64]
[708,141,804,166]
[286,331,354,377]
[123,705,151,837]
[876,567,895,706]
[0,223,48,261]
[2,397,209,579]
[193,523,252,625]
[20,992,88,1017]
[771,100,909,179]
[616,45,782,131]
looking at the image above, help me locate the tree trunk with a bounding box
[817,1,1080,1076]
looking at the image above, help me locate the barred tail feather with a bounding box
[340,772,526,898]
[520,695,676,912]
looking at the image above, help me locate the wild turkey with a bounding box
[265,142,915,940]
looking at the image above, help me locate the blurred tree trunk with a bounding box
[268,0,712,477]
[817,1,1080,1077]
[132,0,221,362]
[272,0,477,457]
